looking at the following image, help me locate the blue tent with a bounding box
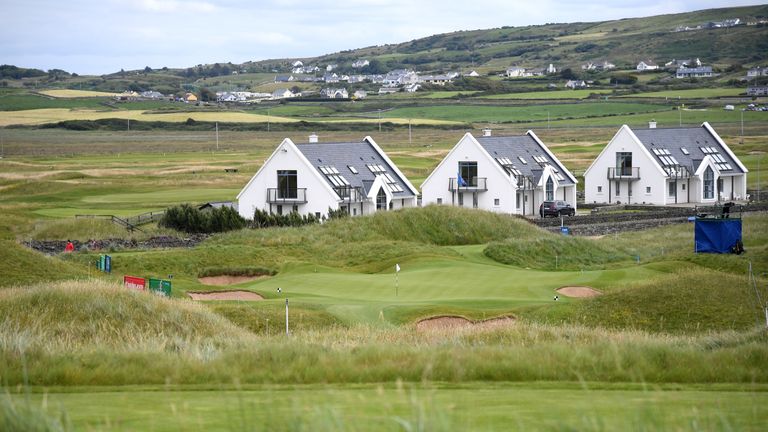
[694,218,742,254]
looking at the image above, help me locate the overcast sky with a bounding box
[1,0,763,75]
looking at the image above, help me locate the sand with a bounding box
[556,286,602,298]
[187,290,264,301]
[415,315,515,331]
[198,275,268,286]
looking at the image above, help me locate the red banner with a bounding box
[124,276,146,291]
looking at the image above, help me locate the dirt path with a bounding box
[557,286,602,298]
[187,290,264,301]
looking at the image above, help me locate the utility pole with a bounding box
[215,122,219,151]
[378,109,382,133]
[127,119,130,131]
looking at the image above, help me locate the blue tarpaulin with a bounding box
[694,218,742,254]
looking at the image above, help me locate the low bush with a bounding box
[198,266,276,278]
[160,204,246,233]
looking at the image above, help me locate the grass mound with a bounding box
[210,303,345,334]
[484,236,628,270]
[0,280,254,352]
[521,268,768,333]
[198,266,276,278]
[0,240,87,288]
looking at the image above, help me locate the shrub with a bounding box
[250,209,319,228]
[160,204,246,233]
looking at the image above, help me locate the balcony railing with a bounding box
[449,177,487,192]
[335,186,365,203]
[267,188,308,203]
[665,166,691,179]
[607,167,640,180]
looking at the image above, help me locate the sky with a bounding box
[0,0,764,75]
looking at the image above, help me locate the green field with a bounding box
[8,384,768,431]
[482,89,614,100]
[1,123,767,430]
[381,102,670,123]
[621,88,746,99]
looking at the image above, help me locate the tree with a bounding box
[144,66,152,74]
[560,68,578,80]
[199,87,215,102]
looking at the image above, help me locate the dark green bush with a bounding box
[160,204,246,233]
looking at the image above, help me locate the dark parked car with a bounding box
[539,200,575,218]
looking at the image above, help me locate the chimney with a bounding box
[482,128,492,137]
[309,133,318,143]
[648,120,657,129]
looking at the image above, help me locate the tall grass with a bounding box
[1,280,766,387]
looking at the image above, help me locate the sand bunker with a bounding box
[415,315,515,331]
[556,286,602,298]
[198,275,268,286]
[187,290,264,301]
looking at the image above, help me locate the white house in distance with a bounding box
[636,60,659,71]
[237,136,419,219]
[421,130,578,216]
[584,122,748,206]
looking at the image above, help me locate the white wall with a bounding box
[421,134,517,214]
[237,140,340,220]
[585,126,668,205]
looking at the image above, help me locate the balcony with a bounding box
[607,167,640,180]
[267,188,307,204]
[335,186,365,203]
[449,177,487,192]
[665,166,691,180]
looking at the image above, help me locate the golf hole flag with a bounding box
[395,263,401,273]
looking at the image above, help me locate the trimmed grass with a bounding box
[382,102,669,123]
[483,89,614,100]
[621,88,745,99]
[8,384,768,431]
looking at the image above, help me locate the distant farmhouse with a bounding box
[271,88,298,100]
[236,136,419,219]
[582,60,615,71]
[565,80,587,89]
[421,129,577,216]
[320,88,348,99]
[584,122,748,206]
[665,58,702,69]
[747,86,768,96]
[747,66,767,78]
[676,66,713,79]
[636,60,659,72]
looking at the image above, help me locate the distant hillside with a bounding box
[2,5,766,95]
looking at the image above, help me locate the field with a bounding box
[1,94,768,430]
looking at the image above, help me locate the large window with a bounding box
[546,177,554,201]
[616,152,633,176]
[458,161,478,187]
[668,182,675,197]
[376,188,387,210]
[277,170,297,199]
[703,166,714,199]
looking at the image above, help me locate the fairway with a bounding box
[482,89,614,100]
[13,384,768,431]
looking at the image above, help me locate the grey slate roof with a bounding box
[476,134,575,185]
[631,125,744,175]
[295,140,415,197]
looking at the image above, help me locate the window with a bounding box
[518,156,527,165]
[367,164,386,174]
[494,198,500,206]
[473,193,478,208]
[458,161,478,187]
[648,186,653,194]
[616,152,632,175]
[680,147,690,155]
[276,205,283,215]
[437,198,443,204]
[546,177,554,201]
[376,188,387,210]
[703,166,714,199]
[615,181,621,195]
[458,193,464,207]
[353,208,357,216]
[682,183,686,190]
[277,170,297,199]
[315,212,321,219]
[292,205,298,212]
[597,186,602,193]
[668,182,675,197]
[348,165,358,174]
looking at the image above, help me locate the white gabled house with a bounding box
[421,130,578,216]
[636,60,659,71]
[237,136,419,220]
[584,122,748,206]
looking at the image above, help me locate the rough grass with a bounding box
[0,240,87,288]
[521,267,768,334]
[197,266,276,278]
[1,280,766,386]
[484,235,627,270]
